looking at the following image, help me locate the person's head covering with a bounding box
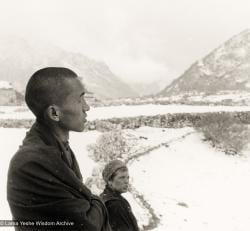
[102,160,127,183]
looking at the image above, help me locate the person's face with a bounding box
[109,169,129,193]
[58,78,90,132]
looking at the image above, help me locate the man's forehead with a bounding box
[64,77,86,93]
[76,77,87,93]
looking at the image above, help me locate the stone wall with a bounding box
[85,111,250,131]
[0,111,249,130]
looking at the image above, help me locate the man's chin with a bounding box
[78,126,85,132]
[73,124,85,132]
[122,187,129,193]
[78,120,87,131]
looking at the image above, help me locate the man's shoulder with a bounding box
[105,197,124,205]
[104,198,132,217]
[10,139,59,170]
[101,192,126,206]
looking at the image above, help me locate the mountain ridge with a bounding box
[159,29,250,98]
[0,36,138,99]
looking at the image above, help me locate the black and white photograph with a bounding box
[1,0,250,230]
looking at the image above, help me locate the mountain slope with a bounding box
[159,29,250,97]
[0,36,138,99]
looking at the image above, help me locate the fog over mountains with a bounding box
[159,29,250,98]
[0,36,138,99]
[1,29,250,104]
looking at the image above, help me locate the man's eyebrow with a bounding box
[80,92,85,97]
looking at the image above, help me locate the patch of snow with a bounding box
[202,93,250,102]
[200,65,212,76]
[123,192,150,228]
[125,126,193,148]
[234,47,247,58]
[245,82,250,88]
[0,81,13,89]
[1,105,250,121]
[129,131,250,231]
[235,79,244,83]
[197,60,204,67]
[213,44,226,60]
[70,130,101,182]
[79,105,250,121]
[0,128,28,221]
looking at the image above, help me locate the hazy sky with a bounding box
[1,0,250,84]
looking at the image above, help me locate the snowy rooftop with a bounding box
[0,81,13,89]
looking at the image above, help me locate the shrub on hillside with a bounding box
[87,129,139,162]
[194,113,250,155]
[94,120,119,132]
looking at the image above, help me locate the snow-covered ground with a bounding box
[158,92,250,104]
[1,126,250,230]
[187,92,250,103]
[0,81,13,89]
[129,129,250,231]
[0,105,250,120]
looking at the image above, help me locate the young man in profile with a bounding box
[101,160,139,231]
[7,67,111,231]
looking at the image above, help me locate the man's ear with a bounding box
[45,105,61,122]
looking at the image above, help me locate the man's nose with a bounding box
[125,178,129,184]
[83,100,90,112]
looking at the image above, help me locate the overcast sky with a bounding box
[0,0,250,84]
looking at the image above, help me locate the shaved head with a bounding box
[25,67,78,119]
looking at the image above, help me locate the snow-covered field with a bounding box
[1,105,250,120]
[1,125,250,230]
[129,128,250,231]
[158,92,250,104]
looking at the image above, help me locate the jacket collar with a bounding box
[24,120,59,148]
[101,185,124,202]
[23,120,81,176]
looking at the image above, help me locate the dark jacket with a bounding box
[100,186,139,231]
[7,121,111,231]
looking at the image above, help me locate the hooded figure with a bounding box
[100,160,139,231]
